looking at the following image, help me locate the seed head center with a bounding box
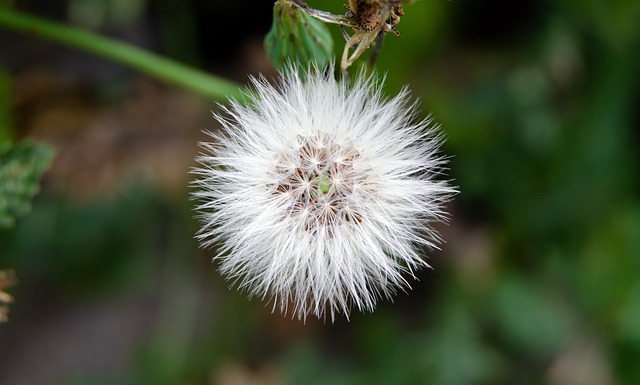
[273,136,363,228]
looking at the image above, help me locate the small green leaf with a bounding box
[0,141,54,229]
[264,0,334,70]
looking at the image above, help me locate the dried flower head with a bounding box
[287,0,410,75]
[192,64,455,320]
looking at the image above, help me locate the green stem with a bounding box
[0,66,12,144]
[0,8,243,101]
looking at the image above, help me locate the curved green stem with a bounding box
[0,8,243,101]
[0,66,12,144]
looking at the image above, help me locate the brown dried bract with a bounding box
[346,0,404,33]
[288,0,409,76]
[340,0,406,75]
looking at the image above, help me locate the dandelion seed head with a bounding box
[192,64,455,321]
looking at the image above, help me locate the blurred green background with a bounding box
[1,0,639,384]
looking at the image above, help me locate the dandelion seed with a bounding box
[192,64,455,321]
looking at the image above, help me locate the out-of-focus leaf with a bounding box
[0,141,54,229]
[490,275,575,356]
[411,301,504,385]
[618,282,640,345]
[264,0,333,70]
[578,204,640,328]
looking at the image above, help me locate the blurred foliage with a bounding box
[0,141,54,229]
[0,63,54,230]
[1,0,640,384]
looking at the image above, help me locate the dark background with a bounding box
[1,0,639,384]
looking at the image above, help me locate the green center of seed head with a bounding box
[318,175,332,195]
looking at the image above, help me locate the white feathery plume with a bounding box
[192,64,456,321]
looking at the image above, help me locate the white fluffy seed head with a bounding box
[192,64,456,321]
